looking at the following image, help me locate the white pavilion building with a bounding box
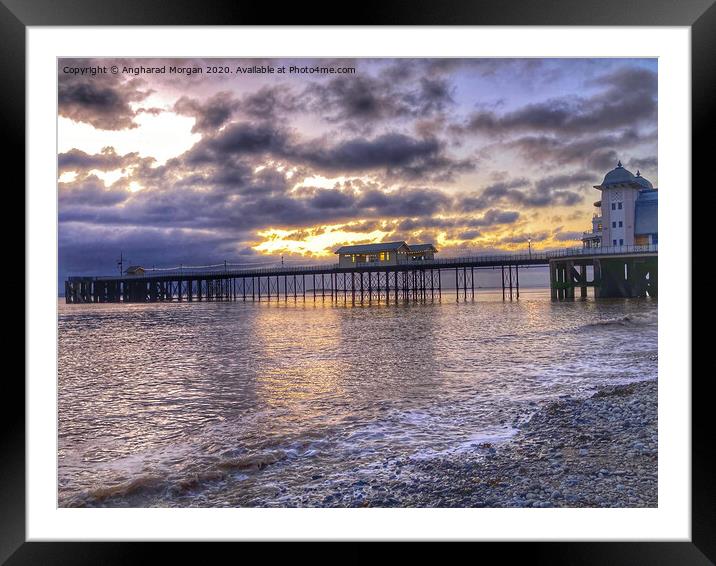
[582,161,658,249]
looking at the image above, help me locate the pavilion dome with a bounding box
[601,161,636,186]
[634,170,654,189]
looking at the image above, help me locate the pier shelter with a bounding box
[335,241,437,267]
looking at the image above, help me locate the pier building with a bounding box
[335,242,437,267]
[582,162,658,249]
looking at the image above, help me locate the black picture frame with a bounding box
[5,0,712,561]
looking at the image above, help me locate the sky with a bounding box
[57,57,657,280]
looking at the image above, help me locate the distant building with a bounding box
[125,265,146,276]
[582,161,658,248]
[335,242,438,267]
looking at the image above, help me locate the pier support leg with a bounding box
[549,263,557,300]
[455,268,459,302]
[580,265,587,298]
[501,265,505,301]
[565,261,575,299]
[509,264,513,300]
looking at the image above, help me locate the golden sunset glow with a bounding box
[253,225,391,257]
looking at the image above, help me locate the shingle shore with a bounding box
[305,379,657,508]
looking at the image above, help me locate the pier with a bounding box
[64,245,657,304]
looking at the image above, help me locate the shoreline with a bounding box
[306,379,657,508]
[62,379,658,508]
[391,380,656,507]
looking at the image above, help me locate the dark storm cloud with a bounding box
[174,91,240,133]
[460,174,587,210]
[307,189,356,210]
[459,178,529,211]
[58,147,145,173]
[240,85,306,119]
[58,175,131,207]
[58,69,152,130]
[355,187,452,217]
[57,143,519,245]
[305,73,456,125]
[503,129,654,171]
[381,58,545,83]
[534,172,595,192]
[395,209,520,232]
[173,85,305,134]
[457,230,481,240]
[553,230,584,242]
[628,156,658,174]
[292,133,474,181]
[473,209,521,225]
[297,133,432,169]
[306,75,395,122]
[183,122,474,181]
[183,121,291,166]
[412,77,455,114]
[456,66,657,136]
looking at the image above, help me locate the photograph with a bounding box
[57,56,660,509]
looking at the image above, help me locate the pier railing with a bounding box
[86,244,657,281]
[91,252,548,280]
[545,244,657,258]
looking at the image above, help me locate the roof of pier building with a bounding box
[334,242,437,255]
[408,244,438,253]
[335,241,409,255]
[594,161,657,192]
[125,265,145,274]
[634,170,654,189]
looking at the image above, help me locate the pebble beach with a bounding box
[288,379,657,508]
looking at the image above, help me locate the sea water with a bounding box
[57,288,657,507]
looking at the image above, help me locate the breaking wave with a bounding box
[583,311,658,328]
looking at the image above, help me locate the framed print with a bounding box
[7,0,713,561]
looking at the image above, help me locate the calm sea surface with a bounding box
[58,289,657,507]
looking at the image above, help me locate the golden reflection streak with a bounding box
[250,305,347,419]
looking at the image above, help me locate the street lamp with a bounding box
[528,238,532,259]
